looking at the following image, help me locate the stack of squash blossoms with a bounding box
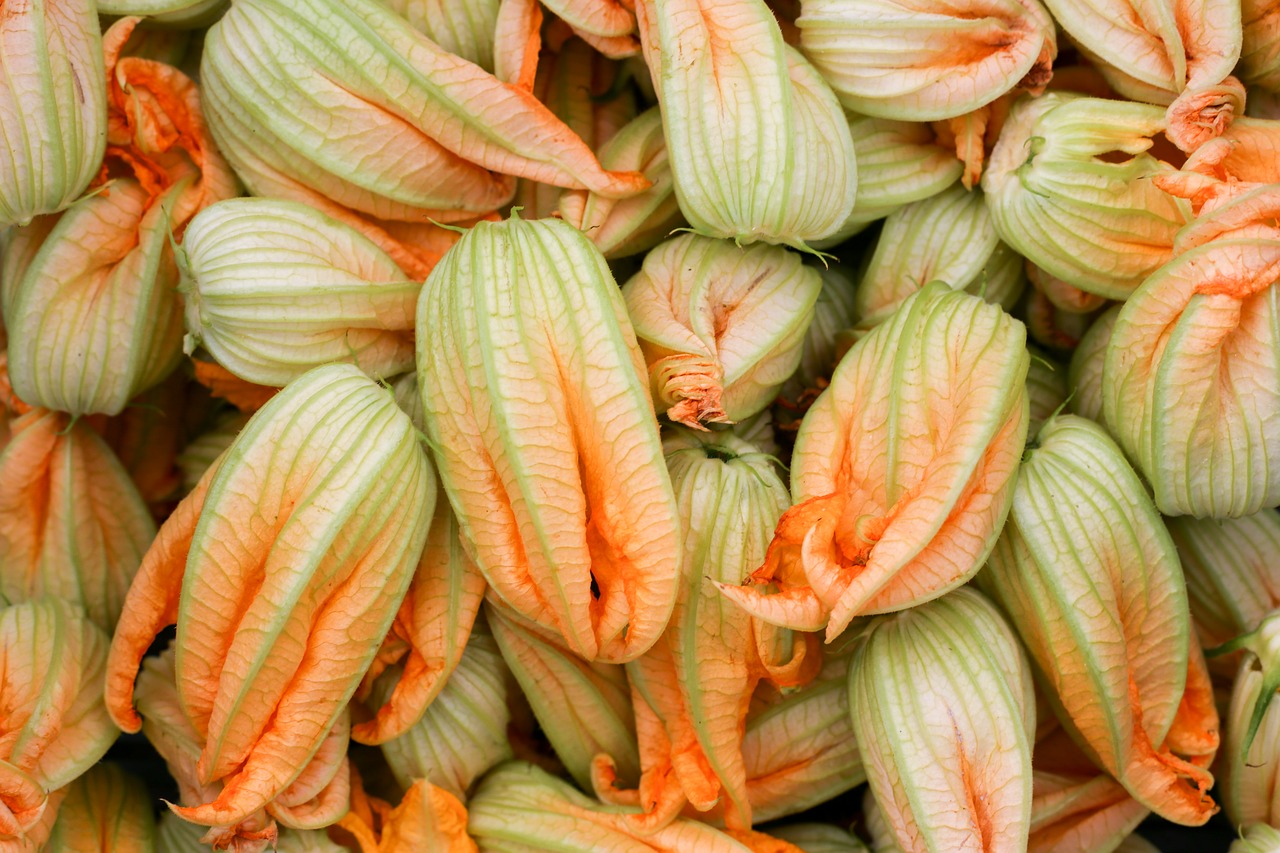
[5,0,1280,850]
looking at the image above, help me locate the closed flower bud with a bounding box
[96,0,228,26]
[379,0,502,70]
[488,598,640,792]
[624,234,822,429]
[1103,183,1280,517]
[719,283,1028,641]
[468,762,802,852]
[44,764,156,853]
[201,0,646,276]
[983,93,1191,300]
[742,652,864,823]
[779,261,858,402]
[106,364,433,831]
[1066,305,1121,424]
[1219,653,1280,827]
[177,409,249,496]
[634,0,856,249]
[1241,0,1280,91]
[853,184,1022,328]
[559,106,685,259]
[848,587,1035,853]
[417,214,680,663]
[769,823,870,853]
[0,409,155,632]
[984,415,1220,825]
[179,198,422,388]
[376,626,513,799]
[0,0,106,228]
[1230,824,1280,853]
[796,0,1056,121]
[1025,348,1067,439]
[0,598,117,851]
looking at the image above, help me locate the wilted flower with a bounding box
[718,283,1028,641]
[623,234,822,428]
[0,0,106,228]
[633,0,857,248]
[983,93,1191,300]
[105,364,433,832]
[416,214,680,663]
[179,198,422,388]
[848,587,1035,853]
[984,415,1220,824]
[795,0,1056,121]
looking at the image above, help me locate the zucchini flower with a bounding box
[1102,183,1280,518]
[1025,347,1067,439]
[200,0,647,277]
[1065,306,1118,424]
[982,93,1191,300]
[1167,511,1280,661]
[848,587,1035,853]
[336,767,476,853]
[623,234,822,429]
[514,36,637,219]
[984,415,1220,824]
[376,626,513,799]
[1219,653,1280,827]
[354,470,487,746]
[853,184,1023,329]
[718,283,1028,641]
[593,428,814,831]
[795,0,1056,121]
[1038,0,1242,151]
[105,364,434,831]
[1028,264,1110,315]
[0,598,117,852]
[0,0,106,228]
[1242,0,1280,91]
[416,214,680,663]
[97,0,227,26]
[379,0,502,70]
[179,198,422,388]
[94,374,188,509]
[468,762,803,852]
[4,16,237,416]
[831,115,963,240]
[540,0,638,56]
[741,651,864,823]
[487,599,639,792]
[44,764,156,853]
[1231,824,1280,853]
[177,409,249,495]
[778,260,858,402]
[559,106,685,259]
[0,409,155,632]
[770,824,869,853]
[133,644,352,849]
[633,0,857,249]
[157,812,350,852]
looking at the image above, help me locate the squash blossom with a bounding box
[378,0,502,70]
[133,644,352,850]
[1241,0,1280,90]
[853,184,1024,329]
[1230,824,1280,853]
[1219,651,1280,828]
[1103,183,1280,518]
[779,261,858,403]
[0,598,117,852]
[0,409,155,632]
[336,767,476,853]
[632,0,857,249]
[559,106,686,259]
[593,428,814,831]
[416,214,680,663]
[1066,306,1121,425]
[95,375,188,508]
[467,762,805,853]
[179,198,422,388]
[1036,0,1242,151]
[848,587,1035,853]
[984,415,1220,825]
[718,283,1028,642]
[770,823,870,853]
[623,235,822,429]
[0,0,106,228]
[157,812,341,853]
[200,0,647,278]
[44,764,156,853]
[177,409,249,496]
[105,364,433,832]
[741,651,865,824]
[487,599,640,792]
[1024,347,1068,439]
[982,93,1191,300]
[376,625,513,800]
[795,0,1056,121]
[4,16,236,416]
